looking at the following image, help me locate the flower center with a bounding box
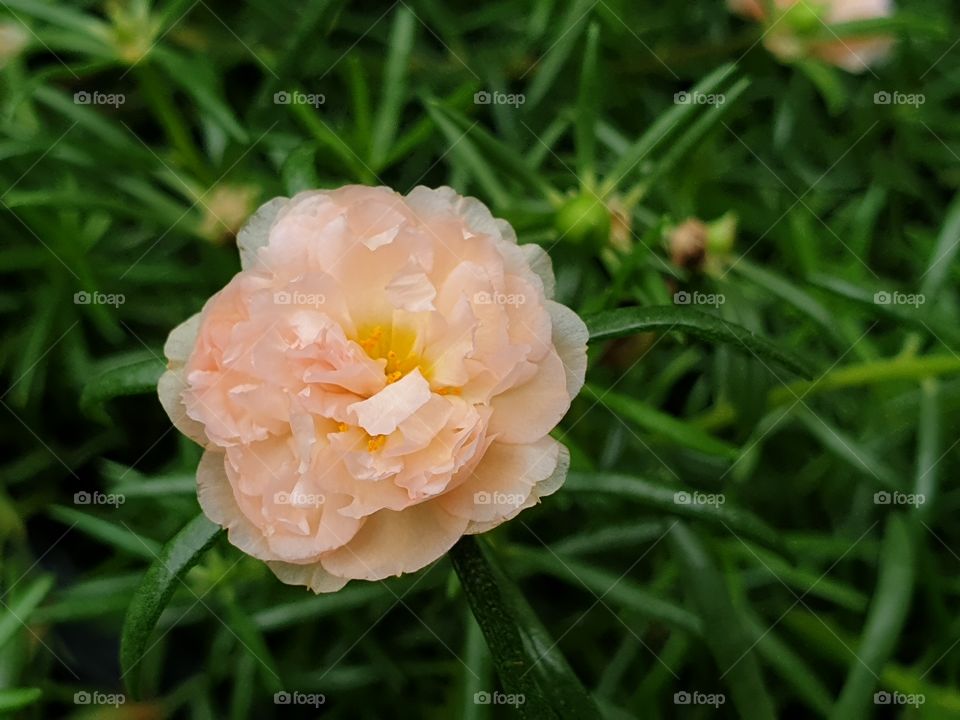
[356,323,423,384]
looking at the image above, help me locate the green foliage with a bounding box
[1,0,959,718]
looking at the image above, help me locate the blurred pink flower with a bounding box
[159,185,587,592]
[728,0,895,73]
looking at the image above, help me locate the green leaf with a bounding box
[290,100,376,184]
[831,515,915,720]
[425,103,510,208]
[670,523,777,720]
[583,383,740,459]
[921,189,960,303]
[495,560,606,720]
[369,6,416,169]
[729,541,868,612]
[796,59,847,115]
[731,259,847,344]
[48,505,160,559]
[460,611,491,720]
[80,354,165,421]
[564,472,787,555]
[525,0,594,109]
[575,23,600,186]
[252,584,389,632]
[635,77,751,194]
[221,596,284,694]
[913,379,940,520]
[425,101,558,201]
[507,545,702,635]
[0,575,54,650]
[583,305,813,378]
[808,273,959,345]
[792,406,900,490]
[745,611,833,716]
[33,574,141,623]
[0,0,109,41]
[121,513,223,699]
[603,63,735,191]
[0,688,42,713]
[449,536,601,720]
[153,48,249,143]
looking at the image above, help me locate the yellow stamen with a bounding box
[367,435,387,452]
[337,422,348,432]
[437,386,461,396]
[359,326,383,352]
[386,370,403,384]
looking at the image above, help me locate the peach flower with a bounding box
[728,0,894,73]
[159,185,587,592]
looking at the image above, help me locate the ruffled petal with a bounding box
[320,502,469,581]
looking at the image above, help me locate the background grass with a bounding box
[1,0,959,717]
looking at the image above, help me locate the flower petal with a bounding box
[347,368,431,436]
[487,349,572,444]
[237,196,288,270]
[438,436,563,529]
[196,449,275,560]
[266,559,350,593]
[320,502,469,580]
[547,300,589,400]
